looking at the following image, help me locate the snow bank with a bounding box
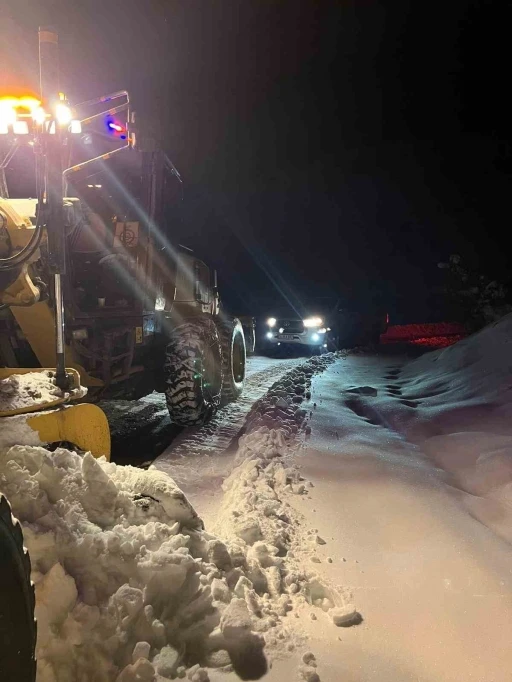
[401,312,512,404]
[0,353,343,681]
[213,353,361,659]
[0,445,265,680]
[396,313,512,542]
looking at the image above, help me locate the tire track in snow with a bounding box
[152,357,305,486]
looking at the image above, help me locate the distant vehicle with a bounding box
[262,298,388,353]
[263,314,330,354]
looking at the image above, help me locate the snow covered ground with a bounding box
[268,355,512,681]
[3,316,512,682]
[175,319,512,681]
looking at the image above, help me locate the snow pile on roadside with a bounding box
[241,355,334,439]
[395,313,512,543]
[401,312,512,404]
[0,446,269,681]
[213,353,361,665]
[0,371,65,412]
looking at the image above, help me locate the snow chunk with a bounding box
[220,598,252,640]
[331,604,360,627]
[211,578,231,603]
[35,562,78,647]
[132,641,151,663]
[207,539,232,569]
[152,645,180,677]
[302,651,316,665]
[299,666,321,682]
[234,516,263,545]
[116,658,155,682]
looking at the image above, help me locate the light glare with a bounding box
[13,120,29,135]
[303,317,323,327]
[55,103,72,125]
[32,107,47,125]
[267,317,277,327]
[0,103,16,128]
[70,119,82,134]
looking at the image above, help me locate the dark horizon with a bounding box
[1,0,510,323]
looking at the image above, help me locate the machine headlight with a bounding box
[267,317,277,327]
[303,317,323,328]
[311,333,320,342]
[266,331,274,339]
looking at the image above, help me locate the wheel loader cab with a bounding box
[59,161,218,390]
[174,250,217,315]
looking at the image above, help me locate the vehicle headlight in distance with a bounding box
[303,317,323,328]
[267,317,277,327]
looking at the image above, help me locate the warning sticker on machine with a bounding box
[114,222,139,248]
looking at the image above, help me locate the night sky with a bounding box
[1,1,510,322]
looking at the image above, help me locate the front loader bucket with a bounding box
[0,368,111,459]
[1,404,111,459]
[27,404,111,459]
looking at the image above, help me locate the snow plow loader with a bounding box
[1,28,247,441]
[0,26,244,681]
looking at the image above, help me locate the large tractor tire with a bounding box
[165,318,223,426]
[219,317,246,403]
[0,495,37,682]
